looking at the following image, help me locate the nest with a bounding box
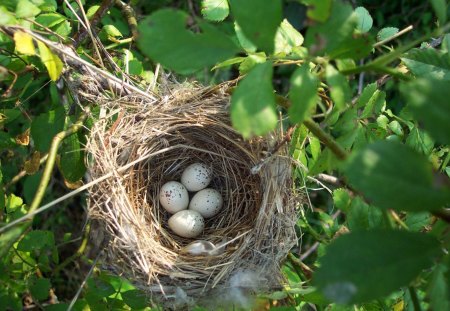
[84,80,301,308]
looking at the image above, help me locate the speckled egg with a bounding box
[168,210,205,238]
[159,181,189,214]
[181,162,212,192]
[189,188,223,218]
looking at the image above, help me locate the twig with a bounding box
[27,111,88,215]
[288,252,312,279]
[14,27,158,101]
[114,0,138,41]
[73,0,115,47]
[408,286,423,311]
[432,209,450,224]
[389,210,409,230]
[67,251,102,311]
[315,173,342,186]
[274,95,348,161]
[374,25,414,48]
[303,119,348,160]
[52,222,91,276]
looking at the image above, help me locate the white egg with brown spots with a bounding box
[181,162,212,192]
[168,210,205,238]
[159,181,189,214]
[189,188,223,218]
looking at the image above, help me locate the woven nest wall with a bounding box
[84,82,301,308]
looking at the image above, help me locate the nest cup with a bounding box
[86,83,300,308]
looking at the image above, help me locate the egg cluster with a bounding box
[159,163,223,238]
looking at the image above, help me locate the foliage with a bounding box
[0,0,449,310]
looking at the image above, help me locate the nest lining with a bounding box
[84,82,301,306]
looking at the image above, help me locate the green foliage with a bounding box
[1,0,449,310]
[314,230,441,304]
[345,141,450,212]
[228,0,282,53]
[288,64,319,123]
[137,9,239,74]
[401,77,450,144]
[201,0,229,22]
[230,62,277,138]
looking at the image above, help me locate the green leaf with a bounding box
[302,0,332,22]
[201,0,229,22]
[234,22,257,53]
[356,83,377,108]
[59,132,86,183]
[100,24,122,39]
[405,128,434,155]
[400,77,450,144]
[0,6,17,25]
[405,212,431,231]
[35,12,66,28]
[428,263,450,311]
[314,230,441,304]
[346,196,384,231]
[16,0,41,18]
[326,64,351,109]
[37,41,63,81]
[0,225,26,258]
[388,120,403,136]
[230,62,277,138]
[430,0,447,25]
[360,90,385,119]
[87,277,116,298]
[401,48,450,80]
[355,7,373,33]
[17,230,55,251]
[345,141,450,212]
[376,27,398,42]
[31,106,65,152]
[29,277,51,301]
[305,1,358,56]
[333,188,351,212]
[212,56,245,70]
[137,9,239,74]
[228,0,282,53]
[238,52,266,74]
[274,19,304,55]
[288,63,319,123]
[328,34,374,60]
[6,193,23,213]
[121,290,148,309]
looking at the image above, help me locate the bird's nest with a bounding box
[81,79,302,308]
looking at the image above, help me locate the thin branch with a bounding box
[28,111,88,215]
[73,0,115,48]
[408,287,423,311]
[114,0,139,41]
[373,25,414,48]
[303,119,348,161]
[67,251,102,311]
[52,222,91,276]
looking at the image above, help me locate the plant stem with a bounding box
[408,287,422,311]
[303,119,348,160]
[53,222,91,276]
[28,111,88,215]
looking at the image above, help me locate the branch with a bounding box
[73,0,115,48]
[52,222,91,276]
[303,119,348,160]
[28,111,88,215]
